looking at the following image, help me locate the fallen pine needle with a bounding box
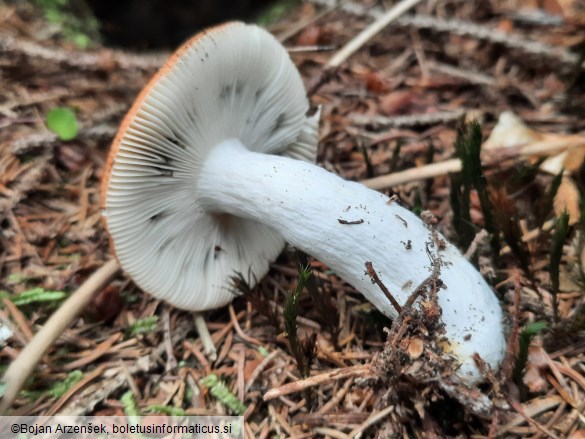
[229,304,262,346]
[497,395,563,436]
[313,427,353,439]
[245,349,280,392]
[350,405,396,438]
[263,364,372,401]
[327,0,423,68]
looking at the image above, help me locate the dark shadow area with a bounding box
[87,0,278,49]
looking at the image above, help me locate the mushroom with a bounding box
[102,22,505,384]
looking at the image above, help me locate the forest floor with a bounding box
[0,0,584,437]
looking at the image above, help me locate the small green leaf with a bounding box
[46,107,78,141]
[513,320,547,399]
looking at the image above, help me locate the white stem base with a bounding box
[198,139,505,384]
[194,313,217,362]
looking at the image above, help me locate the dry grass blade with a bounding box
[327,0,424,68]
[61,332,122,371]
[1,298,34,341]
[361,136,585,190]
[0,259,120,413]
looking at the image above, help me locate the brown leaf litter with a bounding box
[0,0,584,437]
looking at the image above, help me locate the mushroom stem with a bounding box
[193,312,217,361]
[199,139,505,384]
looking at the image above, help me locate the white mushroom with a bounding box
[102,22,506,384]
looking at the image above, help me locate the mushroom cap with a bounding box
[102,22,319,311]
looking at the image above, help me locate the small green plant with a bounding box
[121,390,140,417]
[18,389,44,401]
[11,287,67,307]
[145,405,185,416]
[255,0,299,26]
[296,251,340,348]
[359,144,375,179]
[451,120,500,255]
[513,321,547,399]
[6,273,30,284]
[550,211,571,322]
[450,172,474,248]
[18,370,83,401]
[388,141,403,174]
[129,316,159,336]
[120,290,140,304]
[284,264,317,379]
[413,190,423,217]
[35,0,100,48]
[46,107,78,141]
[49,370,83,398]
[200,374,246,415]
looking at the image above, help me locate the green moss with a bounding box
[35,0,100,48]
[550,211,571,322]
[200,374,246,415]
[129,316,159,336]
[11,287,67,307]
[255,0,299,26]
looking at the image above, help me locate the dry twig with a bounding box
[327,0,423,68]
[263,364,372,401]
